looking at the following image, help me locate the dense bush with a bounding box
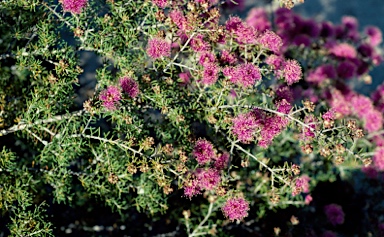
[1,0,383,236]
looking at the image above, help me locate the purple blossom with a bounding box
[246,7,271,32]
[283,60,302,85]
[62,0,87,14]
[184,178,201,199]
[192,139,216,165]
[307,64,336,84]
[200,63,219,85]
[320,21,335,38]
[342,16,358,31]
[99,86,122,110]
[257,30,283,53]
[222,197,250,221]
[329,43,357,59]
[337,60,357,79]
[169,10,186,31]
[196,168,221,191]
[365,26,383,46]
[324,204,345,226]
[220,50,237,64]
[364,110,383,132]
[199,51,216,66]
[152,0,167,8]
[303,115,316,139]
[276,99,291,114]
[322,110,335,121]
[190,34,210,52]
[214,152,230,170]
[119,77,139,98]
[146,38,171,59]
[231,113,258,143]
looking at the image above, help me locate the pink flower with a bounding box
[169,10,187,31]
[342,16,358,31]
[152,0,167,8]
[303,115,316,139]
[225,16,257,44]
[363,109,383,132]
[322,110,335,121]
[178,72,191,86]
[223,63,261,88]
[324,204,345,226]
[192,139,216,165]
[200,63,219,85]
[196,168,221,190]
[199,51,216,66]
[246,7,271,32]
[329,43,357,59]
[373,147,384,171]
[329,89,352,117]
[184,178,201,199]
[146,38,171,59]
[276,99,291,114]
[190,34,210,52]
[99,86,122,110]
[306,64,336,84]
[214,152,230,170]
[222,197,250,221]
[283,60,302,85]
[305,194,313,205]
[257,30,283,53]
[220,50,237,64]
[119,77,139,98]
[231,113,258,143]
[62,0,87,14]
[258,116,289,148]
[365,26,382,46]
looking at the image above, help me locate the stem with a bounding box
[0,110,84,136]
[189,202,214,237]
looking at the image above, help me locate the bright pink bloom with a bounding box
[99,86,122,110]
[363,109,383,132]
[231,113,258,143]
[365,26,382,46]
[146,38,171,59]
[178,72,191,86]
[152,0,167,8]
[225,16,243,33]
[220,50,237,64]
[169,10,186,31]
[199,51,216,66]
[62,0,87,14]
[192,139,216,165]
[351,95,373,117]
[303,115,316,139]
[184,179,201,198]
[190,34,210,52]
[373,146,384,171]
[119,77,139,98]
[246,7,271,32]
[223,63,261,88]
[222,197,250,221]
[324,204,345,226]
[342,16,358,31]
[329,43,357,59]
[322,110,335,121]
[283,60,302,85]
[276,99,291,114]
[305,194,313,205]
[196,168,221,190]
[257,30,283,53]
[306,64,336,83]
[200,63,219,85]
[329,90,352,117]
[214,152,229,170]
[258,116,289,148]
[225,16,257,44]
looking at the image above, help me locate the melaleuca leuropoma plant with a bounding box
[1,0,384,236]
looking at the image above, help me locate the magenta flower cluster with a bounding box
[146,38,171,59]
[223,63,262,88]
[99,77,140,110]
[222,197,250,221]
[62,0,87,14]
[324,204,345,226]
